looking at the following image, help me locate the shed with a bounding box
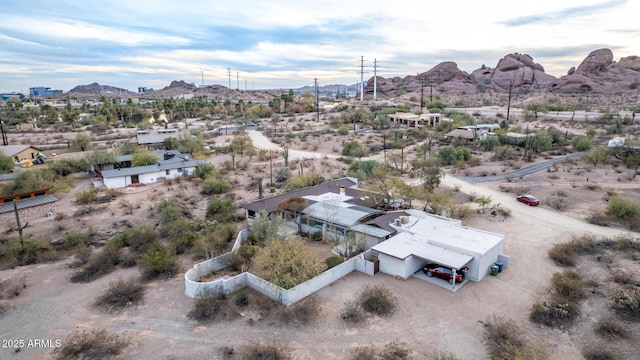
[0,145,41,162]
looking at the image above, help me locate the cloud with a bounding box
[501,0,628,27]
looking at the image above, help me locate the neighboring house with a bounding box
[387,112,443,128]
[136,129,181,146]
[0,145,43,163]
[97,150,205,188]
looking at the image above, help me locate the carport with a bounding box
[372,232,473,290]
[412,244,473,291]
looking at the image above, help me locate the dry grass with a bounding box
[54,328,129,360]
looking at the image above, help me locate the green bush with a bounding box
[325,256,343,269]
[109,222,157,253]
[75,189,97,204]
[605,196,639,220]
[156,198,183,224]
[337,125,350,135]
[572,135,592,151]
[201,177,233,195]
[205,197,236,221]
[610,288,640,320]
[138,242,177,280]
[94,277,145,311]
[62,230,89,250]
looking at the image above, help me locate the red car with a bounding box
[516,195,540,206]
[423,264,465,284]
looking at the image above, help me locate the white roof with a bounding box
[301,201,375,228]
[390,212,504,255]
[372,232,473,269]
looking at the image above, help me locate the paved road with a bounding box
[454,152,583,184]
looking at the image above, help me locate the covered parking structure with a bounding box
[371,210,507,291]
[372,232,474,290]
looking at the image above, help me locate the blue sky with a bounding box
[1,0,638,93]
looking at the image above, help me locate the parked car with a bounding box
[516,195,540,206]
[423,264,464,284]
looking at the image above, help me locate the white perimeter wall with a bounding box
[184,229,376,306]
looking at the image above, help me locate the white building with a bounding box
[372,209,507,286]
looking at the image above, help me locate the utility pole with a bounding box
[360,56,365,102]
[420,80,425,113]
[236,70,239,90]
[227,68,232,89]
[269,149,273,187]
[373,58,377,101]
[314,78,320,122]
[429,83,433,104]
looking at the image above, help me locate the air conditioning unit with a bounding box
[393,219,401,226]
[400,216,410,224]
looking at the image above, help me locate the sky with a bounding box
[1,0,638,93]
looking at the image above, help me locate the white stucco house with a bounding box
[372,209,507,285]
[98,150,206,189]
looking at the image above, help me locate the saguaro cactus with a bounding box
[283,146,289,167]
[258,178,263,199]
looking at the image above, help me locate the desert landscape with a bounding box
[1,48,640,360]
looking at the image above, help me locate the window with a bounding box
[165,170,170,176]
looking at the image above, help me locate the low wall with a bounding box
[184,246,376,305]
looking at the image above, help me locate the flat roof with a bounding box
[391,212,504,255]
[372,232,473,269]
[100,159,205,178]
[351,224,391,238]
[0,194,58,214]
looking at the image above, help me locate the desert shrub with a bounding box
[205,196,236,222]
[54,328,129,360]
[192,222,237,259]
[341,300,367,324]
[427,350,461,360]
[94,277,145,312]
[493,145,519,161]
[582,346,616,360]
[550,271,587,302]
[275,167,292,183]
[605,195,639,220]
[75,189,97,204]
[483,315,550,360]
[285,173,324,190]
[357,285,397,317]
[529,301,580,328]
[156,198,184,224]
[594,316,629,339]
[279,295,320,325]
[160,218,197,254]
[62,230,89,250]
[194,163,216,179]
[109,222,157,254]
[337,125,350,135]
[350,344,378,360]
[572,135,592,151]
[239,337,290,360]
[2,237,52,265]
[380,340,412,360]
[0,275,27,299]
[234,291,249,307]
[70,244,120,283]
[188,289,225,322]
[325,255,344,269]
[548,234,600,267]
[201,177,233,195]
[610,288,640,320]
[49,158,90,176]
[138,242,178,279]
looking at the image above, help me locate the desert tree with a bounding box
[475,195,493,214]
[249,209,284,245]
[412,157,444,193]
[131,150,158,166]
[71,133,92,152]
[276,197,307,233]
[253,236,325,289]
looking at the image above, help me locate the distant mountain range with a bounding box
[66,48,640,103]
